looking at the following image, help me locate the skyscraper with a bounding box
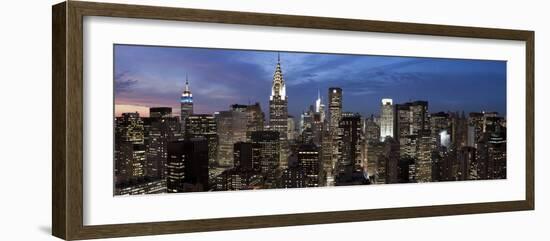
[215,110,247,167]
[365,115,381,143]
[231,103,265,141]
[269,53,288,136]
[166,138,209,193]
[251,130,280,173]
[416,134,435,182]
[297,144,321,187]
[395,101,430,158]
[180,74,194,132]
[185,114,218,165]
[315,89,326,123]
[269,54,289,168]
[380,98,394,141]
[233,142,258,171]
[114,112,146,185]
[146,108,181,179]
[328,87,343,179]
[336,113,364,174]
[328,87,343,132]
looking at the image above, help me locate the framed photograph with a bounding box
[52,1,534,240]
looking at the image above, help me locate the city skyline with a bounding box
[114,44,507,119]
[113,44,507,195]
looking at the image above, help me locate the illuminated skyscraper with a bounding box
[336,113,363,174]
[328,87,343,132]
[186,114,218,165]
[416,134,435,182]
[231,103,265,141]
[395,101,430,158]
[380,98,394,141]
[328,87,343,178]
[269,53,288,135]
[180,74,194,132]
[315,89,326,123]
[251,130,280,173]
[114,113,146,185]
[268,54,289,167]
[146,108,181,179]
[215,110,247,167]
[297,144,321,187]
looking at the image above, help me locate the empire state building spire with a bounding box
[184,73,190,92]
[180,73,194,131]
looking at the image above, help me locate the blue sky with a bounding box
[114,44,506,118]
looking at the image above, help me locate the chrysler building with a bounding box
[269,53,288,136]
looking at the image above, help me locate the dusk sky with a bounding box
[114,44,506,119]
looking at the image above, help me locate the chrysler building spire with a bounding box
[270,52,286,101]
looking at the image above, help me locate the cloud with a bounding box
[114,71,139,94]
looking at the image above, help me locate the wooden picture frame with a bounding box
[52,1,534,240]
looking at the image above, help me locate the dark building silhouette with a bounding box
[150,107,172,118]
[336,113,363,174]
[233,142,259,171]
[251,131,281,173]
[166,138,209,193]
[185,114,218,165]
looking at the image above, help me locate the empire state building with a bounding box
[180,74,193,132]
[269,53,288,137]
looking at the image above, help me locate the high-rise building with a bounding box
[365,115,381,143]
[268,54,289,168]
[377,137,400,184]
[366,140,384,182]
[231,103,265,141]
[251,131,280,173]
[297,144,321,187]
[430,112,451,148]
[321,130,334,185]
[395,101,430,158]
[185,114,218,165]
[328,87,343,178]
[215,110,247,167]
[166,138,209,193]
[115,112,146,185]
[146,109,181,179]
[380,98,394,141]
[416,134,435,182]
[328,87,343,132]
[180,74,194,132]
[315,89,326,123]
[336,113,364,173]
[287,116,296,141]
[457,146,478,180]
[478,124,507,179]
[233,142,259,171]
[269,54,288,137]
